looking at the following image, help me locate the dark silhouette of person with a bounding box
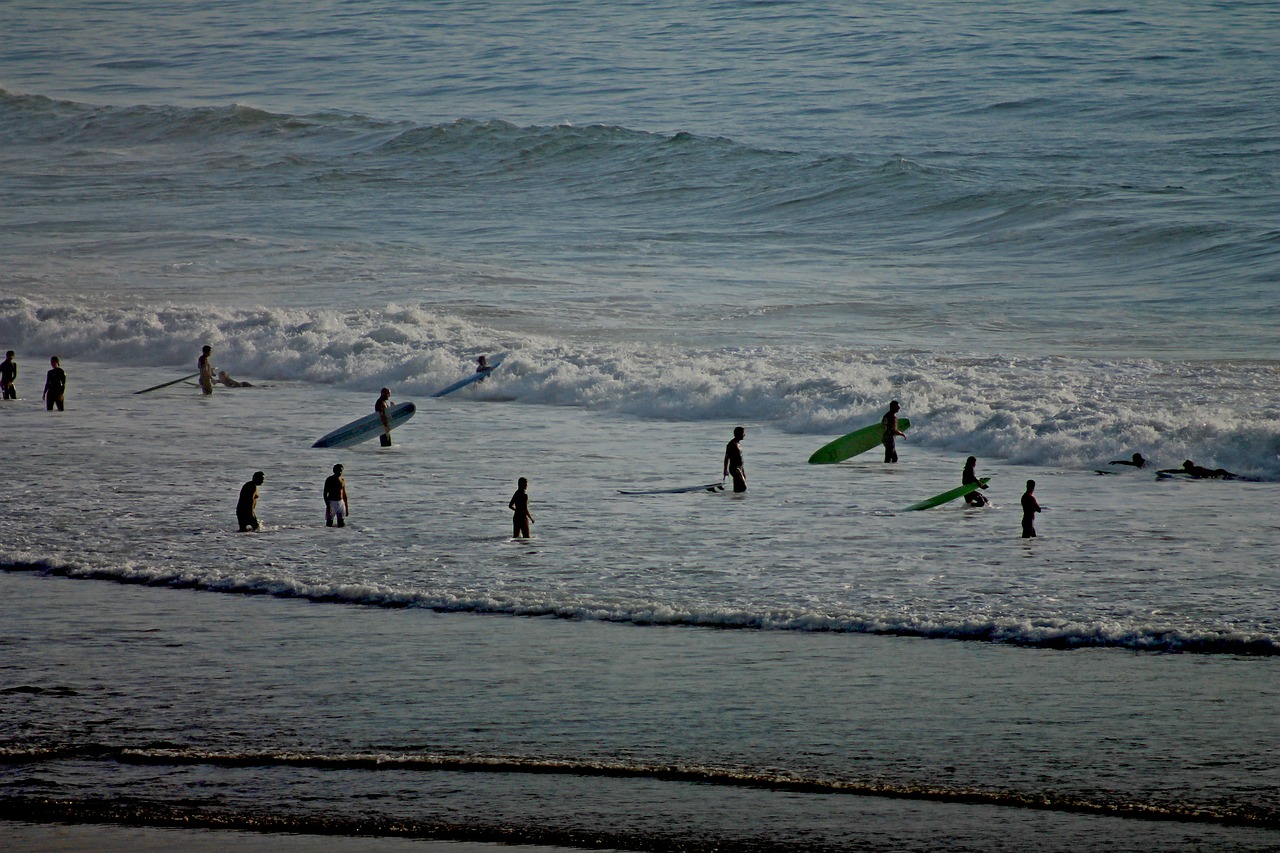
[237,471,265,531]
[723,427,747,492]
[963,456,989,507]
[881,401,905,463]
[1109,453,1147,468]
[508,477,534,538]
[42,356,66,411]
[1020,479,1041,538]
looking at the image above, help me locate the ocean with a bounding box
[1,1,1278,850]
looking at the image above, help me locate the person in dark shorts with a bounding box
[963,456,989,507]
[1020,479,1042,538]
[375,387,395,446]
[237,471,265,532]
[324,464,349,527]
[508,477,534,539]
[723,426,747,492]
[881,400,905,463]
[42,356,66,411]
[1,351,17,400]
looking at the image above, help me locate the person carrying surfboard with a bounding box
[881,401,906,463]
[962,456,990,507]
[198,345,215,395]
[508,477,534,539]
[723,426,747,493]
[375,387,395,446]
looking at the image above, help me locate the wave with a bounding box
[5,560,1276,657]
[2,296,1277,480]
[2,745,1275,831]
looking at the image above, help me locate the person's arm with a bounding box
[342,485,349,514]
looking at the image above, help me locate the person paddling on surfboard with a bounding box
[723,426,747,493]
[1158,459,1243,480]
[1109,452,1147,468]
[881,401,906,463]
[963,456,990,507]
[375,387,395,447]
[508,477,534,539]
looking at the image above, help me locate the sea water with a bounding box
[1,1,1278,850]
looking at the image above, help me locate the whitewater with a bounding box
[2,0,1278,850]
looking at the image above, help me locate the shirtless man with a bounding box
[723,426,747,493]
[324,464,349,527]
[198,345,215,395]
[375,387,394,446]
[508,477,534,538]
[881,400,906,463]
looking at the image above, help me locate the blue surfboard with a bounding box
[312,402,416,448]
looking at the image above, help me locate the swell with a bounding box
[2,745,1276,831]
[5,562,1276,657]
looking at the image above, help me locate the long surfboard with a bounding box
[904,477,989,511]
[430,354,506,398]
[618,481,725,495]
[808,418,911,464]
[312,402,416,448]
[134,372,200,394]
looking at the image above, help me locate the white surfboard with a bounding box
[430,354,506,398]
[312,402,416,448]
[617,481,725,495]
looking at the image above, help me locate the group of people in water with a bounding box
[1,351,67,411]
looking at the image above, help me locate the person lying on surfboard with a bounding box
[216,370,253,388]
[1158,460,1244,480]
[1108,452,1147,468]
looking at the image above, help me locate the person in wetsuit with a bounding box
[963,456,990,507]
[1108,453,1147,468]
[237,471,265,531]
[508,477,534,539]
[723,426,747,493]
[881,400,906,463]
[42,356,66,411]
[1020,479,1042,538]
[1,351,17,400]
[1159,460,1243,480]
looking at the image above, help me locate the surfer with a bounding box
[723,426,747,493]
[324,464,349,527]
[198,345,215,395]
[237,471,265,532]
[1020,480,1041,538]
[508,477,534,538]
[375,387,394,446]
[881,401,906,463]
[42,357,66,411]
[1158,460,1243,480]
[1109,453,1147,468]
[217,370,253,388]
[962,456,990,507]
[1,351,16,400]
[476,355,489,372]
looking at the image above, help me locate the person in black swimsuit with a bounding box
[508,477,534,538]
[723,426,746,493]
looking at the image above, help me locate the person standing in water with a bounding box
[881,400,906,463]
[198,345,215,396]
[723,426,747,493]
[375,387,395,446]
[508,477,534,539]
[963,456,989,507]
[1020,479,1042,538]
[237,471,265,532]
[42,356,66,411]
[1,351,17,400]
[324,464,349,527]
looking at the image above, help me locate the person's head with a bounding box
[202,345,212,355]
[1025,479,1035,492]
[517,477,528,490]
[734,426,746,440]
[50,356,59,367]
[889,400,900,412]
[4,351,13,360]
[380,387,391,398]
[252,471,265,485]
[333,464,344,475]
[965,456,977,467]
[1183,460,1195,470]
[477,355,488,366]
[1133,453,1145,464]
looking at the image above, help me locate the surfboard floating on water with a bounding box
[903,478,990,511]
[312,401,416,448]
[617,481,725,495]
[808,418,911,464]
[134,372,200,394]
[430,354,506,398]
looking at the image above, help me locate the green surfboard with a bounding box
[807,418,910,465]
[904,478,989,511]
